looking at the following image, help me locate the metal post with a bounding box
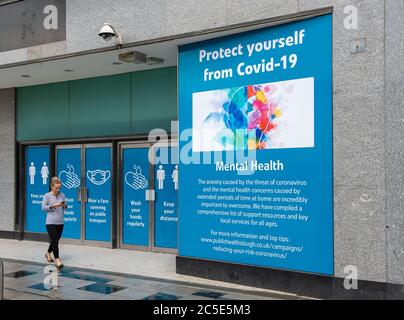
[0,260,4,300]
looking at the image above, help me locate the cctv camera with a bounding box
[98,23,118,41]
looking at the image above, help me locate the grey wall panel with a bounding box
[300,0,387,283]
[385,0,404,285]
[0,88,15,232]
[0,0,298,65]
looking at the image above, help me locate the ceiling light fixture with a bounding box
[146,57,165,65]
[119,51,146,64]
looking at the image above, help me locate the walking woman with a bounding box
[41,177,67,268]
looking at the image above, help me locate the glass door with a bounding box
[118,142,178,253]
[84,144,113,244]
[56,144,113,246]
[151,144,179,253]
[120,144,151,249]
[56,145,82,241]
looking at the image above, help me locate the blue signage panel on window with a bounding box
[122,148,150,246]
[154,147,179,249]
[56,148,82,239]
[85,147,112,242]
[178,14,333,274]
[25,146,50,233]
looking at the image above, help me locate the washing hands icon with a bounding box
[59,164,81,189]
[125,165,148,190]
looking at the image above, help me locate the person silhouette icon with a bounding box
[29,162,36,185]
[157,165,165,190]
[41,162,49,185]
[172,165,179,190]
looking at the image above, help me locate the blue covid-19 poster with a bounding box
[178,14,333,275]
[85,147,112,242]
[122,147,150,247]
[57,147,82,239]
[154,147,179,249]
[25,146,50,233]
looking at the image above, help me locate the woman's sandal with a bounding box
[45,252,54,263]
[56,263,64,269]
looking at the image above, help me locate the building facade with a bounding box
[0,0,403,299]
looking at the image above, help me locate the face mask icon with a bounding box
[87,169,111,186]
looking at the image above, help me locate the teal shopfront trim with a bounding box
[16,67,178,142]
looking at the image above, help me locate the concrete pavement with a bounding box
[0,239,308,299]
